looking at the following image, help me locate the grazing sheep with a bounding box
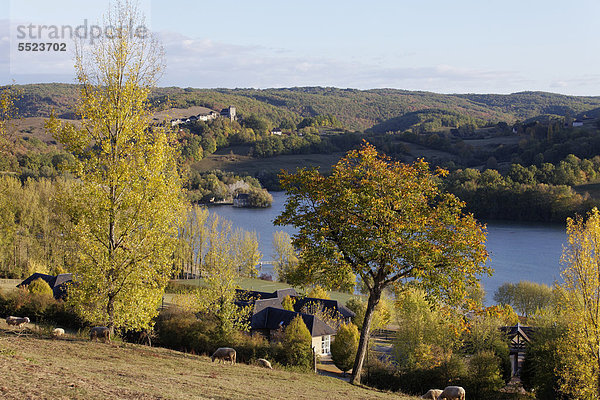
[257,358,273,369]
[52,328,65,338]
[6,316,30,328]
[90,326,111,343]
[421,389,443,399]
[211,347,236,365]
[437,386,465,400]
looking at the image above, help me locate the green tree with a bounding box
[493,281,554,317]
[282,314,313,369]
[466,351,505,399]
[276,143,489,384]
[331,323,359,374]
[47,3,184,332]
[393,288,460,370]
[345,297,391,332]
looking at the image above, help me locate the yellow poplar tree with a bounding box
[47,3,184,332]
[557,207,600,399]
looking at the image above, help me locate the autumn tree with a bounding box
[231,228,261,277]
[556,207,600,398]
[493,280,554,317]
[272,230,299,283]
[47,3,184,332]
[276,143,489,384]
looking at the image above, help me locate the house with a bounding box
[236,288,355,356]
[270,129,283,136]
[233,193,250,208]
[573,120,584,127]
[251,307,336,355]
[500,323,535,376]
[220,106,236,122]
[17,273,73,300]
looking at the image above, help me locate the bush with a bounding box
[155,308,288,365]
[362,355,467,396]
[27,278,53,297]
[331,323,359,373]
[155,308,216,355]
[282,315,313,369]
[464,351,505,399]
[0,288,82,328]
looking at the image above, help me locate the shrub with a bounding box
[282,315,313,369]
[27,278,53,297]
[464,351,505,399]
[307,285,330,300]
[155,308,216,355]
[331,323,359,373]
[0,288,81,328]
[281,295,295,311]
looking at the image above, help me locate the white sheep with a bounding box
[421,389,443,399]
[211,347,236,364]
[90,326,111,343]
[257,358,273,369]
[52,328,65,338]
[437,386,465,400]
[6,316,30,328]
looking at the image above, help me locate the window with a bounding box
[321,335,330,355]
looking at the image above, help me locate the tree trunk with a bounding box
[350,284,383,385]
[107,295,115,334]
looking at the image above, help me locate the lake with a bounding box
[208,191,567,304]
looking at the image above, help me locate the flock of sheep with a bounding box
[421,386,466,400]
[4,317,274,370]
[5,317,463,398]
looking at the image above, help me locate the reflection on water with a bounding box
[209,192,567,304]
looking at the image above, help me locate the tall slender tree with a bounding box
[276,143,489,384]
[557,207,600,398]
[48,2,183,332]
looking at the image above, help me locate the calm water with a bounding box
[209,191,567,303]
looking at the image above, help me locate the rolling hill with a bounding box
[7,83,600,132]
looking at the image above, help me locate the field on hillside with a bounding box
[0,331,415,400]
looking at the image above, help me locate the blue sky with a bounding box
[2,0,600,95]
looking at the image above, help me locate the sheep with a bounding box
[52,328,65,338]
[437,386,465,400]
[6,316,30,328]
[421,389,443,399]
[90,326,111,343]
[257,358,273,369]
[211,347,236,365]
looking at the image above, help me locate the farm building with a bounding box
[17,273,73,300]
[236,288,355,356]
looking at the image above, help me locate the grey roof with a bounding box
[292,297,355,319]
[251,307,335,337]
[18,273,73,300]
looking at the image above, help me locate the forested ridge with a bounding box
[11,83,600,131]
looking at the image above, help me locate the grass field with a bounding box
[0,331,415,400]
[574,181,600,199]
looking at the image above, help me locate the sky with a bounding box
[1,0,600,95]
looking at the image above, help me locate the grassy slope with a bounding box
[0,332,414,400]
